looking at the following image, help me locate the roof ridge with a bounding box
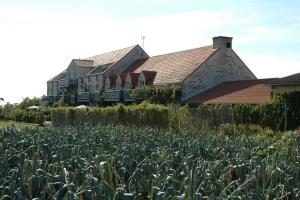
[150,45,213,58]
[47,69,67,82]
[73,59,94,61]
[85,44,138,59]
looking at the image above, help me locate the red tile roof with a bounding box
[123,58,148,73]
[187,79,276,104]
[119,73,127,87]
[108,76,117,88]
[129,73,140,88]
[86,45,138,66]
[141,70,157,84]
[132,46,217,85]
[73,59,94,68]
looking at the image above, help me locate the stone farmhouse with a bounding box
[46,36,259,105]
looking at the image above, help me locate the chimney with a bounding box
[213,36,233,49]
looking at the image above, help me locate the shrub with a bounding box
[51,103,170,128]
[11,109,44,126]
[132,85,181,104]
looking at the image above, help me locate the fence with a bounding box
[179,103,290,132]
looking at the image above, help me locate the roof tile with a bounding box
[132,46,217,85]
[187,79,276,104]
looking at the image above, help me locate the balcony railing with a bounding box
[43,96,61,103]
[68,94,76,105]
[78,92,90,103]
[58,79,78,88]
[103,90,122,102]
[123,90,134,102]
[91,92,101,102]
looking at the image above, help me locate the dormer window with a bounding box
[138,78,145,88]
[116,83,121,90]
[105,78,110,90]
[125,80,131,90]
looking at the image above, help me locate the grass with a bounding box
[0,120,39,129]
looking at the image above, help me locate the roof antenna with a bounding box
[141,35,146,48]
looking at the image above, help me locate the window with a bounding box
[105,79,110,90]
[226,42,231,48]
[88,76,91,82]
[138,79,145,88]
[116,81,122,90]
[96,75,99,82]
[125,80,131,90]
[138,74,145,88]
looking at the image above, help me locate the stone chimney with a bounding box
[213,36,233,49]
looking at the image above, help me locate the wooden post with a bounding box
[284,103,287,131]
[232,107,236,135]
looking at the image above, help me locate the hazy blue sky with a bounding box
[0,0,300,103]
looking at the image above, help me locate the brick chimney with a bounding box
[213,36,233,49]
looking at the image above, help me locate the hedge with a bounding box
[52,92,300,131]
[196,92,300,131]
[52,103,170,128]
[132,85,181,104]
[10,109,44,126]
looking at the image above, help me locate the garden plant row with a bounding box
[1,125,300,199]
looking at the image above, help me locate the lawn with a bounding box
[0,120,39,129]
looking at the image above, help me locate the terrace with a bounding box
[123,90,134,102]
[103,90,122,102]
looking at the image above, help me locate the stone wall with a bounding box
[182,48,256,101]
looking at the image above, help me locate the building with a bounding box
[46,36,257,105]
[270,73,300,95]
[186,79,275,104]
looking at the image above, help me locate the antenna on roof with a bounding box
[141,35,146,48]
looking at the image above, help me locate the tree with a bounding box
[17,97,42,109]
[0,98,3,119]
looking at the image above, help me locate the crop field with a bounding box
[1,126,300,199]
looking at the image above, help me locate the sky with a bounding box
[0,0,299,104]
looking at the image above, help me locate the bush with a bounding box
[11,109,44,126]
[52,103,170,128]
[132,85,181,104]
[195,92,300,131]
[51,92,300,131]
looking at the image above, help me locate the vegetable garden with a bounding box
[1,126,300,199]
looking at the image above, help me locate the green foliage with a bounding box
[52,102,170,128]
[0,125,300,199]
[17,97,42,109]
[51,92,300,131]
[132,85,181,104]
[11,109,44,126]
[52,96,68,108]
[0,103,15,120]
[0,103,44,126]
[195,92,300,131]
